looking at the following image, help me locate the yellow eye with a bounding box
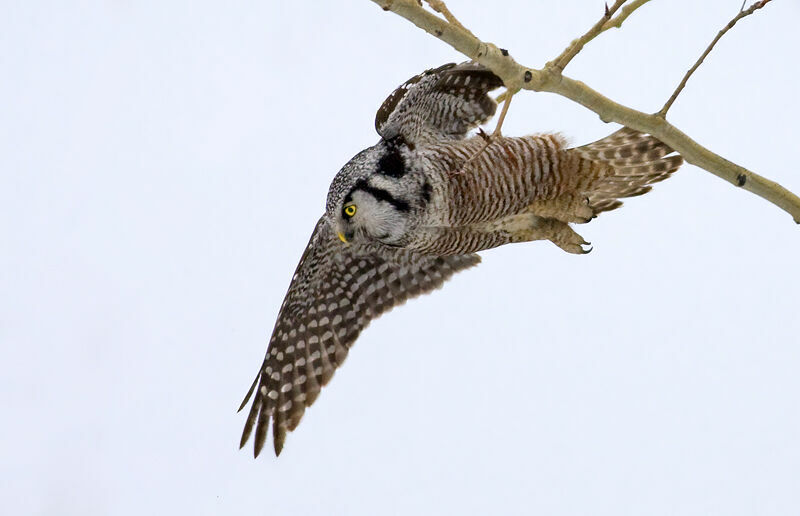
[344,204,357,217]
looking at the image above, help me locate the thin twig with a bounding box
[494,90,509,104]
[659,0,773,116]
[370,0,800,223]
[547,0,628,73]
[452,92,515,176]
[600,0,652,31]
[424,0,473,36]
[550,0,654,72]
[492,90,513,137]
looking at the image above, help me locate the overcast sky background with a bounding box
[2,1,799,514]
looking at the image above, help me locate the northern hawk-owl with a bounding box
[239,62,683,456]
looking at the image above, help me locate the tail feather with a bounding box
[572,128,683,215]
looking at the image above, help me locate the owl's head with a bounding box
[326,140,422,247]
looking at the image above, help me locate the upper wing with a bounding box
[239,217,480,457]
[375,62,504,147]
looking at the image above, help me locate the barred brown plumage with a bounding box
[240,61,683,456]
[239,219,480,456]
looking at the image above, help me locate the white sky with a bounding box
[2,1,799,515]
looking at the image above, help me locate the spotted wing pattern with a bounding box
[239,217,480,456]
[375,62,504,146]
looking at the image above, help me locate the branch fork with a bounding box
[371,0,800,224]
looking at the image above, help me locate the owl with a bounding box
[239,62,683,457]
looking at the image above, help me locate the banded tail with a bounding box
[573,127,683,215]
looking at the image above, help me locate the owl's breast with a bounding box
[407,149,457,228]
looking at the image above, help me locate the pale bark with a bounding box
[370,0,800,223]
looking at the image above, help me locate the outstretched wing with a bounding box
[239,217,480,457]
[375,62,504,147]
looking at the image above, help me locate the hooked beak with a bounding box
[337,231,349,244]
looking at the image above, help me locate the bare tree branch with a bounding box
[549,0,654,73]
[600,0,653,31]
[424,0,472,35]
[659,0,773,116]
[547,0,628,73]
[370,0,800,224]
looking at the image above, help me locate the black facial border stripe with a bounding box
[345,179,410,212]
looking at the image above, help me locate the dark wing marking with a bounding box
[375,62,504,147]
[239,216,480,457]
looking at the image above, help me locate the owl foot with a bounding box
[552,231,592,255]
[555,239,593,255]
[544,220,592,255]
[504,216,591,254]
[528,195,595,224]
